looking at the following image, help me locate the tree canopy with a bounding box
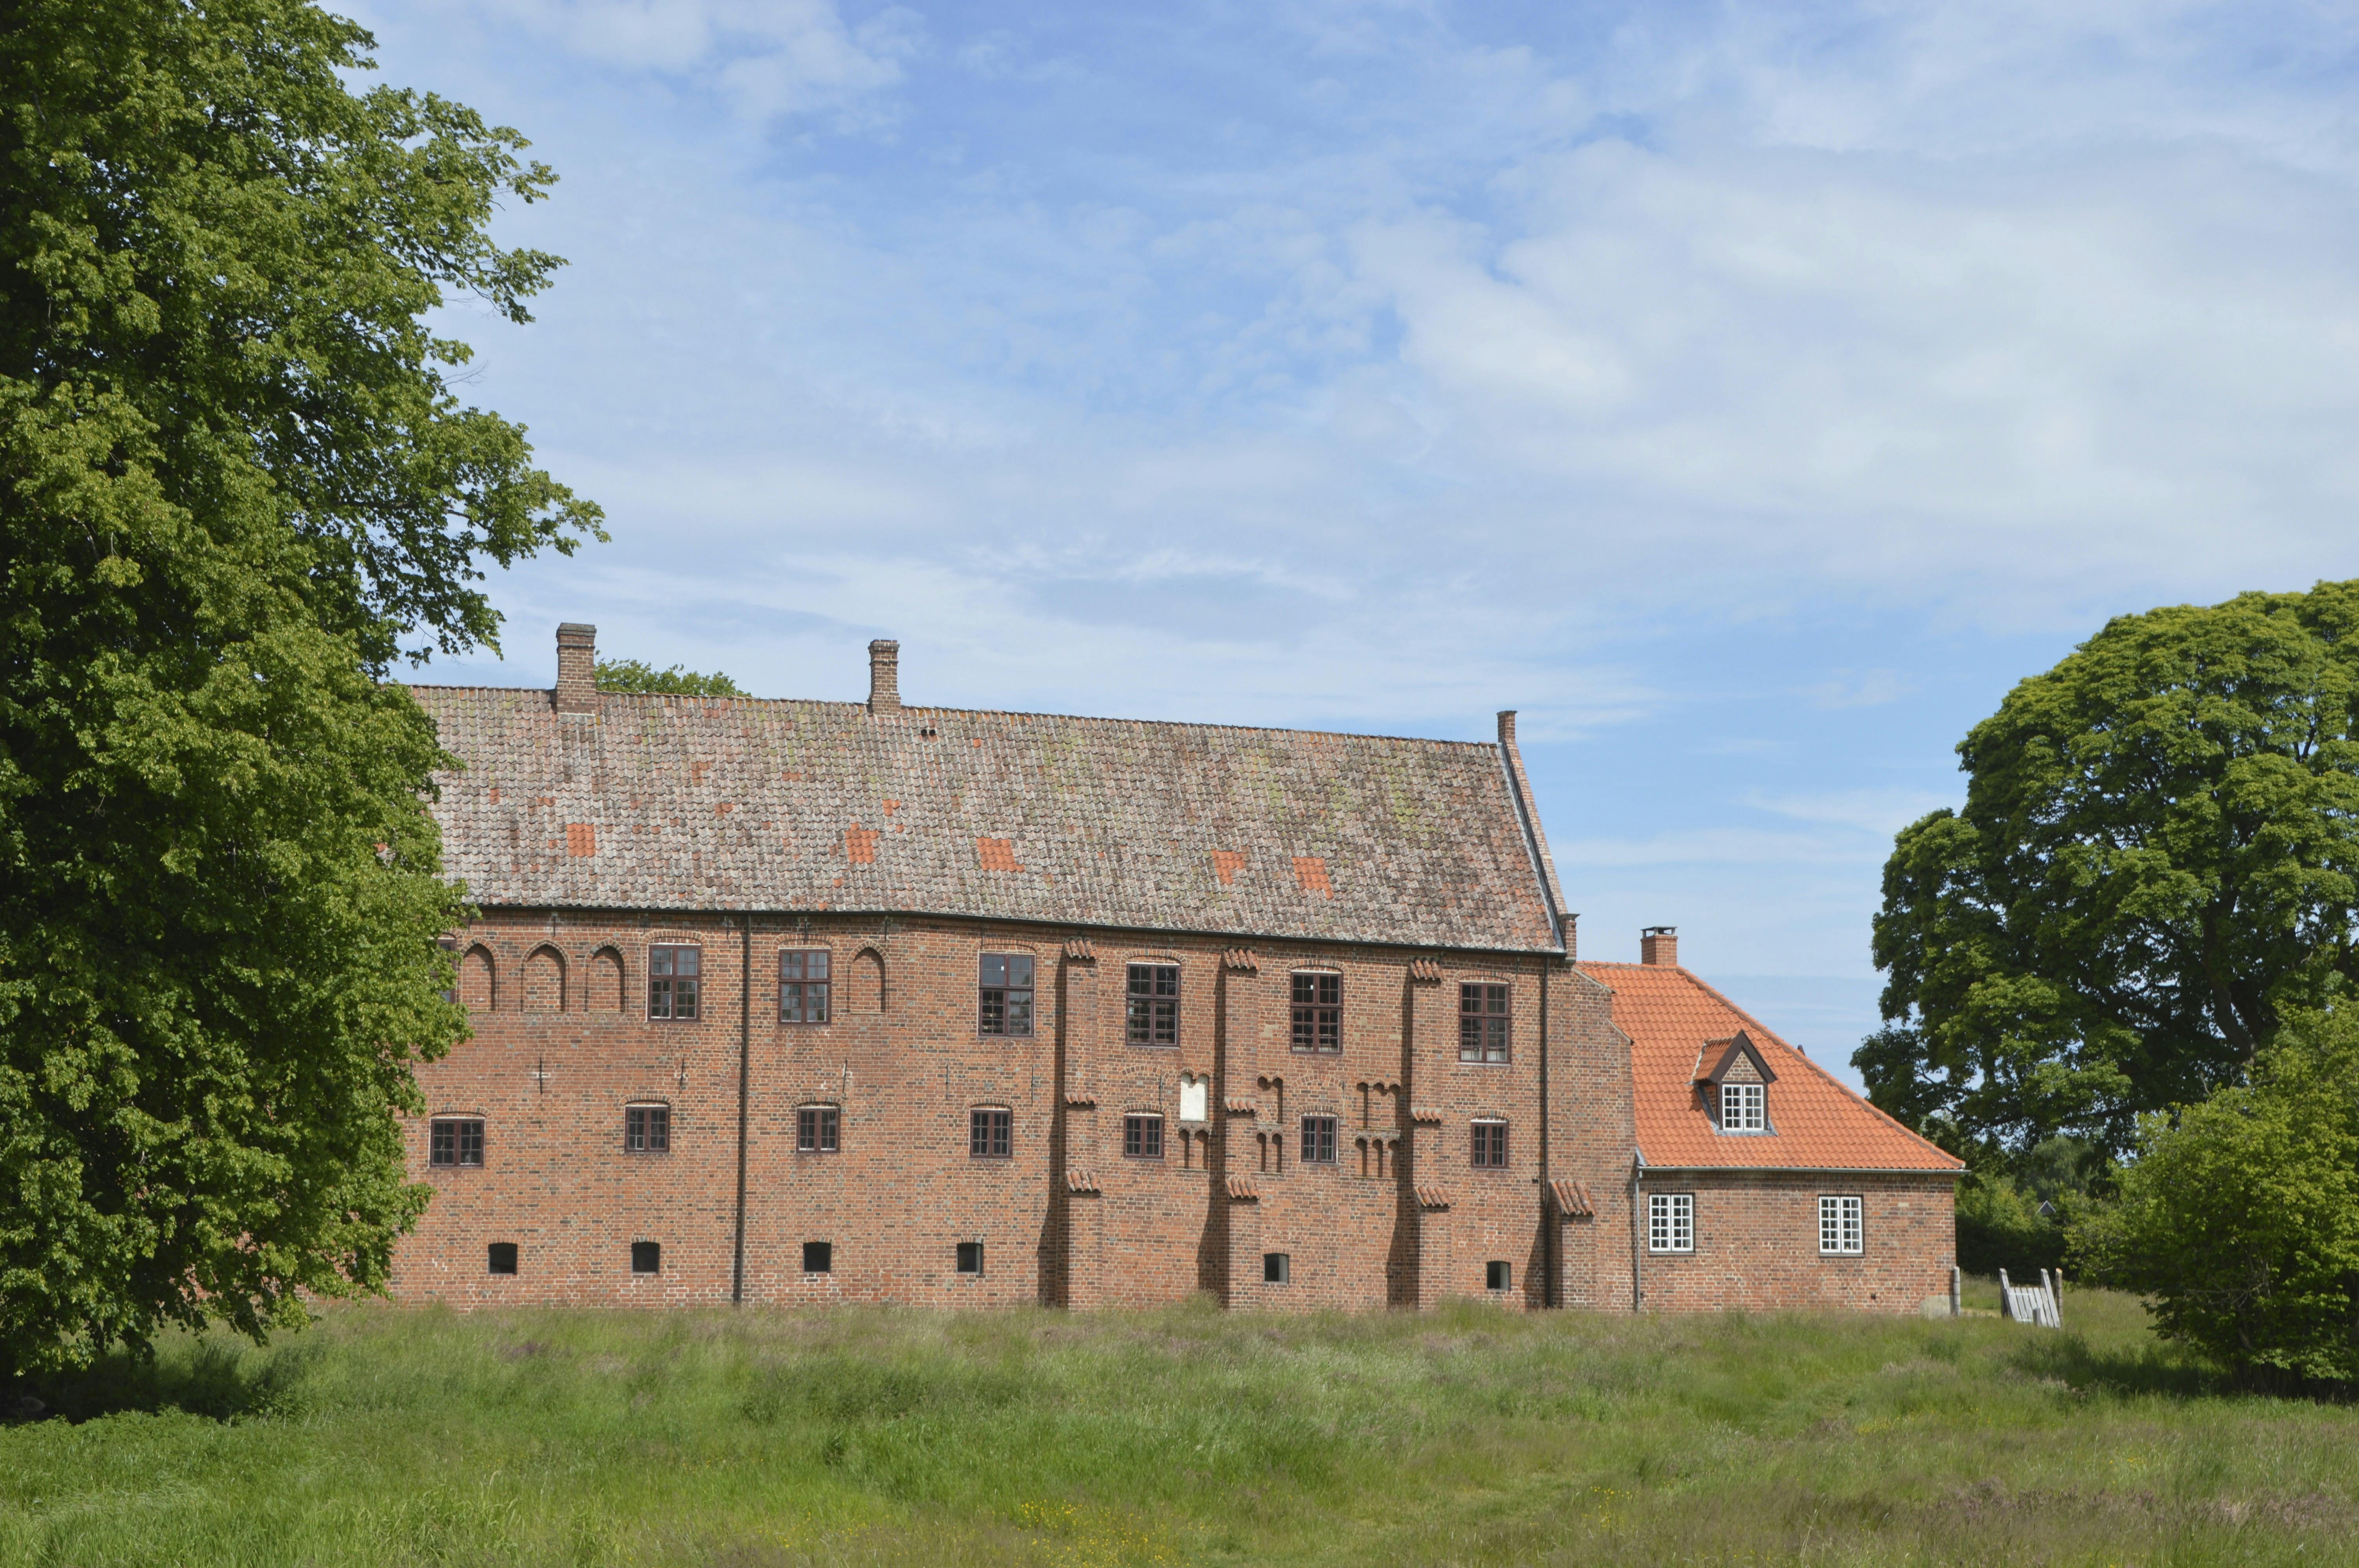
[596,658,743,696]
[1858,581,2359,1165]
[0,0,598,1375]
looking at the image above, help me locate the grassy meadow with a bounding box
[4,1281,2354,1567]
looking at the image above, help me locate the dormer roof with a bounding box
[1694,1031,1778,1087]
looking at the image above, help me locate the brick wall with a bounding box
[1632,1170,1957,1314]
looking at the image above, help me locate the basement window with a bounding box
[1486,1260,1512,1292]
[487,1242,518,1276]
[631,1241,661,1274]
[956,1241,984,1275]
[803,1241,833,1274]
[1263,1252,1290,1285]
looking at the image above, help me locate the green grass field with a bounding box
[5,1281,2354,1567]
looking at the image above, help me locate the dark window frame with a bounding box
[630,1240,662,1274]
[797,1104,841,1153]
[1263,1252,1291,1284]
[1290,971,1342,1053]
[429,1117,485,1168]
[625,1103,671,1154]
[978,953,1036,1037]
[1299,1114,1339,1165]
[487,1242,518,1276]
[1471,1118,1509,1169]
[779,949,832,1024]
[956,1241,984,1276]
[1458,982,1511,1063]
[1126,962,1180,1046]
[970,1106,1013,1159]
[802,1241,832,1274]
[649,943,702,1021]
[1486,1259,1512,1292]
[1123,1112,1165,1159]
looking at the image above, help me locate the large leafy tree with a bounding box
[0,0,600,1376]
[1860,582,2359,1164]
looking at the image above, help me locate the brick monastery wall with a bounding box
[391,908,1643,1312]
[1632,1171,1957,1315]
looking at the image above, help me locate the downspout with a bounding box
[1539,957,1555,1308]
[1630,1152,1644,1313]
[733,917,752,1305]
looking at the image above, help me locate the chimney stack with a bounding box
[1640,926,1678,967]
[867,639,901,714]
[555,623,598,715]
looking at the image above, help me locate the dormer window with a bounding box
[1720,1082,1765,1132]
[1698,1031,1776,1135]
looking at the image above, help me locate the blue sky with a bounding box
[356,0,2359,1087]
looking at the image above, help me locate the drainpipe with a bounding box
[1630,1152,1644,1313]
[732,918,751,1304]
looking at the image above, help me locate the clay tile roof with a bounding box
[405,688,1562,951]
[1579,961,1965,1175]
[1224,1097,1259,1116]
[1550,1178,1594,1217]
[1415,1184,1452,1210]
[1065,1167,1100,1194]
[1225,1174,1258,1201]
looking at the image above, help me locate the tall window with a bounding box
[1300,1114,1338,1164]
[1127,963,1179,1045]
[1123,1113,1165,1159]
[1290,972,1341,1053]
[1819,1194,1864,1255]
[780,950,831,1023]
[649,944,700,1019]
[1648,1192,1694,1254]
[1721,1082,1766,1132]
[797,1105,840,1152]
[625,1103,670,1153]
[1459,983,1510,1062]
[979,954,1034,1036]
[970,1107,1012,1159]
[429,1118,484,1167]
[1471,1119,1509,1169]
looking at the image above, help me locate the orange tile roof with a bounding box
[1579,962,1964,1174]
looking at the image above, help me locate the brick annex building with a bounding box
[392,626,1961,1314]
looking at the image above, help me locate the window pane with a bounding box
[781,951,803,981]
[1007,955,1033,988]
[808,951,829,979]
[981,954,1008,987]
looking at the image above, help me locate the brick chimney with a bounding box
[867,639,901,715]
[555,623,598,716]
[1640,926,1678,966]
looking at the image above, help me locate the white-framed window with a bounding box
[1819,1194,1864,1255]
[1648,1192,1694,1253]
[1720,1082,1765,1132]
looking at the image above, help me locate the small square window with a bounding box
[1820,1194,1865,1255]
[1648,1193,1694,1254]
[798,1105,840,1152]
[1263,1252,1290,1284]
[1459,983,1510,1063]
[625,1103,670,1153]
[780,949,832,1024]
[429,1118,484,1167]
[979,954,1035,1036]
[649,944,700,1020]
[1486,1259,1512,1292]
[631,1240,662,1274]
[1471,1119,1509,1169]
[970,1107,1012,1159]
[1290,971,1342,1053]
[956,1241,984,1275]
[1126,963,1180,1045]
[1123,1113,1165,1159]
[803,1241,833,1274]
[1721,1082,1766,1133]
[1299,1114,1338,1164]
[487,1242,518,1276]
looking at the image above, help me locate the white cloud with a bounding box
[1743,788,1958,838]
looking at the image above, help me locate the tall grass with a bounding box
[3,1284,2352,1566]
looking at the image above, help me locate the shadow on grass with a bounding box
[14,1334,319,1425]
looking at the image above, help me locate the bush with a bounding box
[2072,1009,2359,1384]
[1954,1171,2066,1279]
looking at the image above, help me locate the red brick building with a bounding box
[391,626,1959,1313]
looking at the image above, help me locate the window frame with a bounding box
[978,953,1036,1037]
[797,1104,841,1153]
[1470,1118,1510,1169]
[1125,961,1180,1046]
[1263,1252,1291,1285]
[487,1241,518,1276]
[1647,1191,1695,1254]
[1458,982,1511,1063]
[1299,1114,1339,1165]
[429,1117,485,1168]
[1485,1259,1512,1292]
[1290,970,1342,1053]
[1819,1194,1865,1256]
[648,943,702,1021]
[956,1241,984,1276]
[630,1240,662,1274]
[1123,1112,1165,1160]
[779,948,832,1024]
[802,1241,833,1274]
[969,1106,1013,1160]
[624,1102,671,1154]
[1720,1081,1767,1133]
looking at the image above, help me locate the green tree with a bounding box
[2073,1010,2359,1385]
[596,658,743,696]
[1860,582,2359,1163]
[0,0,599,1376]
